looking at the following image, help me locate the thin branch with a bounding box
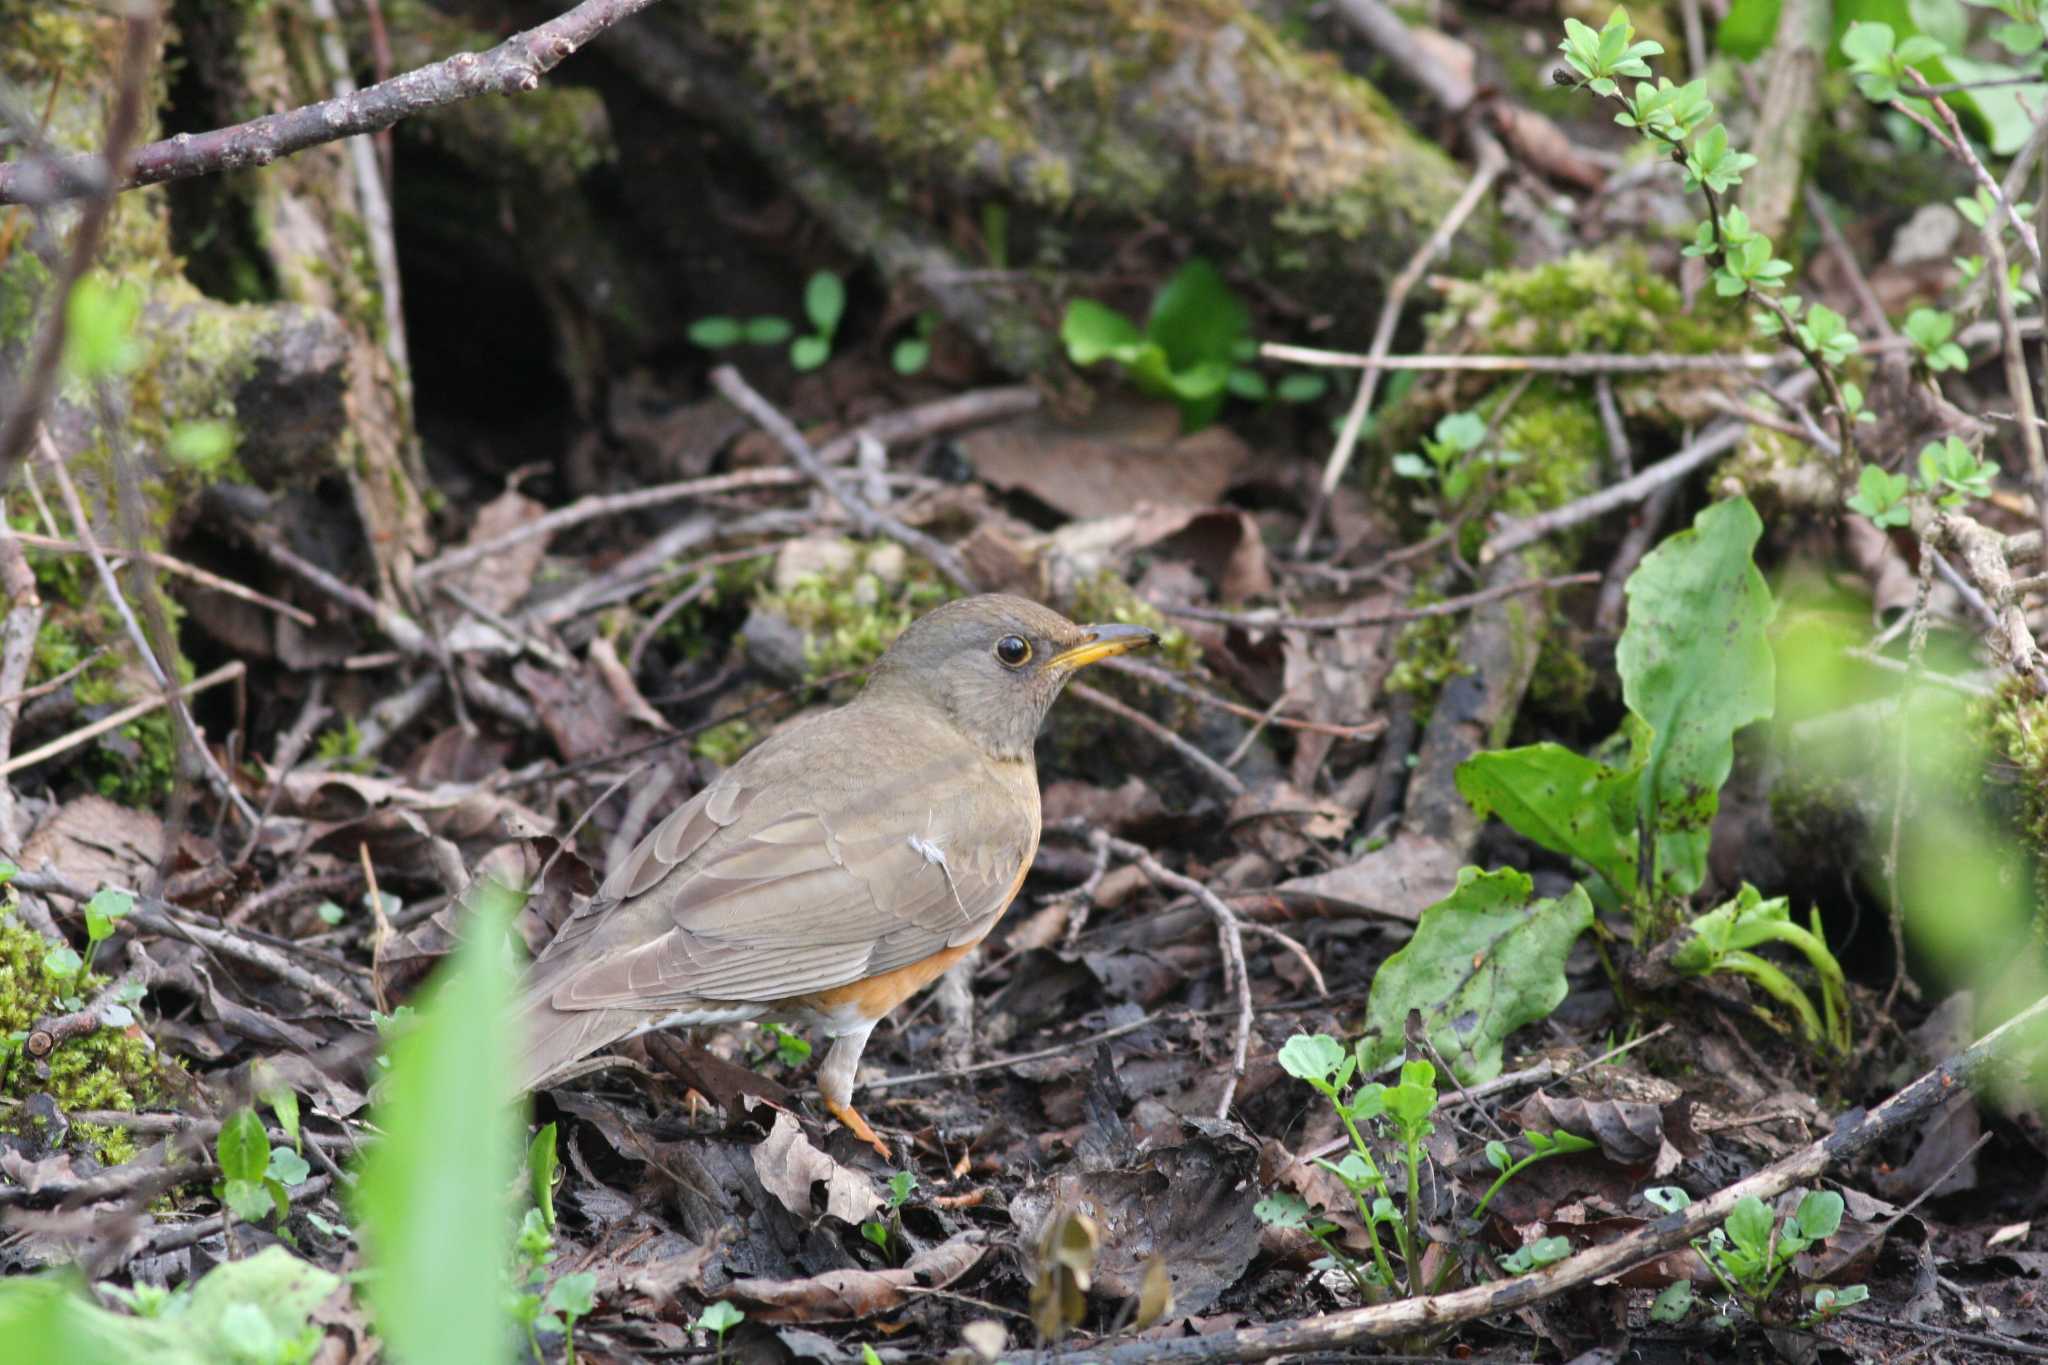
[1261,343,1782,374]
[1158,572,1596,632]
[0,0,668,205]
[710,366,978,593]
[0,661,244,779]
[1295,139,1508,556]
[1069,682,1245,799]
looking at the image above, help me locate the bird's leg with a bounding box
[818,1021,891,1160]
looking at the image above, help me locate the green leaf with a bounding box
[1794,1189,1845,1239]
[743,316,793,346]
[529,1123,559,1231]
[1144,259,1249,373]
[218,1113,270,1186]
[1060,300,1146,366]
[1226,367,1269,401]
[220,1177,278,1223]
[1717,0,1781,59]
[862,1220,889,1250]
[1724,1195,1774,1251]
[1276,1033,1348,1086]
[1616,498,1775,896]
[167,421,235,472]
[1253,1191,1311,1228]
[543,1271,597,1318]
[355,877,527,1365]
[1651,1280,1694,1322]
[1456,741,1641,897]
[1276,372,1327,403]
[83,888,133,944]
[1356,868,1595,1082]
[263,1147,309,1188]
[316,900,345,925]
[697,1300,744,1335]
[61,273,145,381]
[261,1080,300,1152]
[891,338,931,375]
[790,335,831,371]
[804,272,846,338]
[40,943,81,979]
[687,317,742,348]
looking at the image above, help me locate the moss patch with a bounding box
[759,539,957,680]
[0,907,163,1166]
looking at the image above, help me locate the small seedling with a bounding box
[861,1169,917,1259]
[687,269,845,373]
[1498,1234,1572,1275]
[696,1300,744,1361]
[80,887,133,980]
[1643,1185,1861,1324]
[760,1022,811,1067]
[214,1107,302,1226]
[1390,408,1523,508]
[892,311,937,375]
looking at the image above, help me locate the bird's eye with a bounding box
[994,634,1032,668]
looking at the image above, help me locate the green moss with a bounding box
[759,539,956,680]
[1525,615,1596,720]
[1383,599,1470,710]
[0,908,162,1166]
[1981,684,2048,931]
[707,0,1462,239]
[1434,251,1744,358]
[692,718,760,768]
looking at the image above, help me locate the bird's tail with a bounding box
[513,978,647,1093]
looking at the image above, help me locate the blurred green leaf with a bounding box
[1146,259,1249,374]
[687,317,741,348]
[743,316,793,346]
[1060,300,1145,365]
[805,271,846,337]
[166,421,235,472]
[62,274,144,381]
[529,1123,559,1231]
[891,338,931,375]
[790,335,830,371]
[355,877,527,1365]
[216,1109,269,1184]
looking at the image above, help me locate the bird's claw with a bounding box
[826,1098,894,1161]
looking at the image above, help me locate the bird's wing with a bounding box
[540,737,1035,1012]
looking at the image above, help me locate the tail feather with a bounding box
[514,981,646,1092]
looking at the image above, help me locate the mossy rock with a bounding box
[683,0,1491,316]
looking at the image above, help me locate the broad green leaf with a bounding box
[0,1251,337,1364]
[176,1248,339,1358]
[1616,498,1774,896]
[84,888,133,943]
[355,877,527,1365]
[1724,1195,1774,1251]
[266,1147,311,1186]
[804,271,846,337]
[1060,300,1145,365]
[1357,868,1595,1082]
[1275,1033,1347,1085]
[1795,1189,1844,1239]
[216,1109,269,1184]
[1940,56,2048,154]
[1455,742,1640,896]
[1145,259,1249,374]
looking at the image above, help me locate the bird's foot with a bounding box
[825,1097,893,1161]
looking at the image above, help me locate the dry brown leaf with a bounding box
[725,1233,984,1323]
[959,400,1247,517]
[752,1110,883,1226]
[447,487,549,615]
[1029,1207,1098,1344]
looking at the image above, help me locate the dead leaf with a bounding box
[1278,828,1463,923]
[1028,1208,1098,1344]
[588,635,671,732]
[959,400,1247,517]
[447,488,548,615]
[726,1233,985,1323]
[752,1110,883,1225]
[1132,1255,1175,1330]
[21,795,168,897]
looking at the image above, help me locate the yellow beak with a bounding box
[1049,622,1158,673]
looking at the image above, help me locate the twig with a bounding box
[711,366,978,593]
[0,3,159,482]
[1031,993,2048,1363]
[1295,139,1508,555]
[0,660,244,778]
[1050,824,1256,1120]
[0,0,667,205]
[13,867,366,1017]
[1100,656,1384,740]
[1237,921,1327,996]
[39,435,260,825]
[8,531,315,625]
[1158,572,1596,632]
[1261,343,1782,374]
[1899,70,2042,270]
[1069,682,1245,798]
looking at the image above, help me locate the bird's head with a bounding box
[861,593,1156,760]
